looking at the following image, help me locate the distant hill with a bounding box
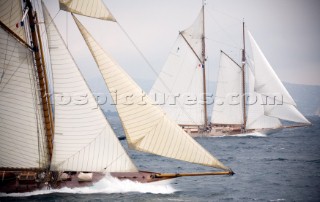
[284,83,320,116]
[87,77,320,117]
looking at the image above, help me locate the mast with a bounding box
[241,20,247,130]
[26,0,54,161]
[201,2,208,129]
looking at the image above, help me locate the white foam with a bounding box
[232,132,267,137]
[0,175,177,197]
[211,132,267,138]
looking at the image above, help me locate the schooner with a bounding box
[149,4,311,136]
[0,0,233,193]
[210,22,311,135]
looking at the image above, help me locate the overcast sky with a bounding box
[44,0,320,86]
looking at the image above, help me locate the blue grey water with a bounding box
[1,116,319,201]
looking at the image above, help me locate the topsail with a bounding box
[59,0,116,21]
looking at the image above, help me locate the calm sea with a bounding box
[1,116,319,201]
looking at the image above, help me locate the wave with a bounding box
[0,175,177,197]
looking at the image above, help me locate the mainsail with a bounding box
[0,25,48,169]
[59,0,116,21]
[72,14,229,171]
[43,5,137,172]
[149,7,205,126]
[211,51,243,125]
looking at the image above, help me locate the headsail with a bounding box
[211,51,243,125]
[247,31,310,125]
[245,68,282,129]
[43,4,137,172]
[0,0,26,41]
[72,14,230,171]
[149,8,205,126]
[59,0,116,21]
[0,26,48,169]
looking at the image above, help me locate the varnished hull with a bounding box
[189,127,282,137]
[0,171,172,193]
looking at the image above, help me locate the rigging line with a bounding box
[27,40,45,168]
[35,0,54,95]
[55,125,108,168]
[206,8,240,48]
[38,9,61,41]
[66,11,68,48]
[160,43,200,125]
[209,8,242,23]
[0,44,30,92]
[0,8,61,91]
[103,152,126,171]
[116,22,159,79]
[116,22,198,125]
[0,19,22,85]
[206,38,239,49]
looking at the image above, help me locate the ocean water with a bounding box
[1,116,319,201]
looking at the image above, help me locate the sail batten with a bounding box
[43,4,137,172]
[73,14,230,171]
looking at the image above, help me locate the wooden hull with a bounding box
[0,170,233,193]
[189,123,311,137]
[189,127,283,137]
[0,171,175,193]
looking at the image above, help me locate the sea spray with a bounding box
[0,174,177,197]
[210,132,267,138]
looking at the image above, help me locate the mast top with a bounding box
[202,0,206,7]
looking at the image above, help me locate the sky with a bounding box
[44,0,320,86]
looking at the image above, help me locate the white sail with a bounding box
[181,7,204,61]
[248,31,295,105]
[59,0,116,21]
[43,4,137,172]
[246,93,282,129]
[73,14,230,171]
[246,68,282,129]
[248,31,310,125]
[149,8,205,126]
[0,27,48,169]
[211,51,243,125]
[0,0,26,41]
[263,99,310,124]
